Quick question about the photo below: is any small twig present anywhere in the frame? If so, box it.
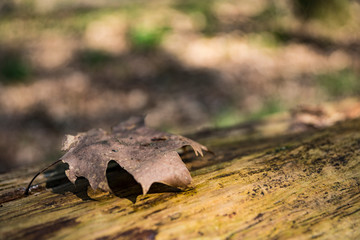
[24,159,62,196]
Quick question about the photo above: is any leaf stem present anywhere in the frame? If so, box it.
[24,159,62,196]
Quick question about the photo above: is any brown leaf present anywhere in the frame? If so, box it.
[60,117,207,194]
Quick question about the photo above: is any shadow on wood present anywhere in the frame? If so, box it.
[44,160,183,204]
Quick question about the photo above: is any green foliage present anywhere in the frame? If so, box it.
[174,0,213,12]
[213,99,284,127]
[272,30,292,44]
[253,2,286,23]
[248,32,284,48]
[0,54,31,84]
[317,69,360,98]
[249,99,284,121]
[213,107,243,128]
[292,0,350,26]
[79,49,112,66]
[174,0,217,35]
[129,26,170,51]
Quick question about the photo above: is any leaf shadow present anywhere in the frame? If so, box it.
[106,160,142,203]
[44,160,182,203]
[45,163,93,201]
[106,161,182,204]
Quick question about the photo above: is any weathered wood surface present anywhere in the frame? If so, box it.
[1,117,360,240]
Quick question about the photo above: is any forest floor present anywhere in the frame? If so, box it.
[0,0,360,173]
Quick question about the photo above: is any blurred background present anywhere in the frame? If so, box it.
[0,0,359,173]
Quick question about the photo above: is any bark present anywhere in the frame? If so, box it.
[1,117,360,240]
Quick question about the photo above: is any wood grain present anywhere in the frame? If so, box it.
[1,117,360,240]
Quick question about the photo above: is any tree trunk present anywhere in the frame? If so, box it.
[1,117,360,240]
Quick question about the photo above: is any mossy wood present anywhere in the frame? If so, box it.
[1,117,360,240]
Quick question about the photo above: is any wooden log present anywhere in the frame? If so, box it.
[1,117,360,239]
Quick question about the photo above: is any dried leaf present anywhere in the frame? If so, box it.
[60,117,207,194]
